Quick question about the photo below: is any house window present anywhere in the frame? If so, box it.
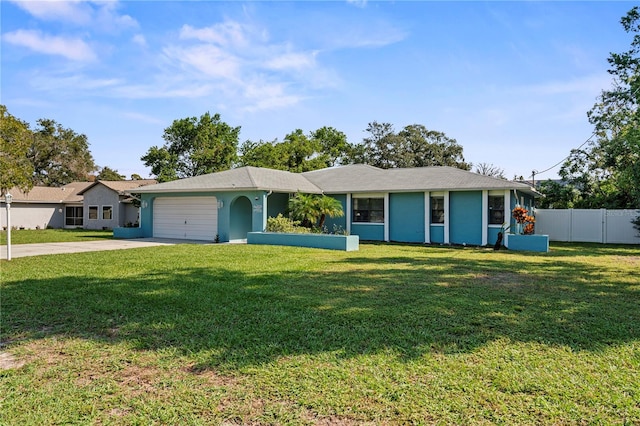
[488,196,504,225]
[102,206,113,220]
[65,206,83,226]
[352,198,384,223]
[431,197,445,224]
[89,206,98,220]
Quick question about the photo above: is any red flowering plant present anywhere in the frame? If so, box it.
[512,206,535,235]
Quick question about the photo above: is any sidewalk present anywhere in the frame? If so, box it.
[0,238,212,259]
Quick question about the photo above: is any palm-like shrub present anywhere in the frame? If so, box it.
[288,193,344,230]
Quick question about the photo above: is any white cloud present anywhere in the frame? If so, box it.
[132,34,147,47]
[346,0,368,8]
[265,51,317,71]
[4,29,96,62]
[162,44,241,80]
[121,111,163,125]
[243,80,302,111]
[9,0,138,31]
[179,21,251,48]
[9,0,93,25]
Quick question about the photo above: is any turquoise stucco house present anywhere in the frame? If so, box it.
[131,164,539,246]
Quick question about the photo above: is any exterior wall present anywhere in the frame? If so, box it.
[323,194,347,233]
[0,202,64,229]
[351,223,384,241]
[139,187,538,246]
[140,190,272,242]
[83,185,120,230]
[449,191,483,245]
[122,203,140,226]
[389,192,424,243]
[267,192,289,218]
[430,225,445,244]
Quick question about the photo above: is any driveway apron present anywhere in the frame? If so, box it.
[0,238,212,259]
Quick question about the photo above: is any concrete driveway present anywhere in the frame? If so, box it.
[0,238,213,259]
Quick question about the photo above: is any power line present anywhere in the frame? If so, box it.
[530,81,640,179]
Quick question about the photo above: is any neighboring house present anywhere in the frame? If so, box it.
[77,180,157,230]
[132,165,540,245]
[0,182,91,230]
[1,180,156,230]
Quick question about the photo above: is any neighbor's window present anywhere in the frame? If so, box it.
[352,198,384,223]
[488,196,504,225]
[102,206,113,220]
[88,206,98,220]
[431,197,445,224]
[65,206,83,226]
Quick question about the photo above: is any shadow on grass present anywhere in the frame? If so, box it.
[2,245,639,371]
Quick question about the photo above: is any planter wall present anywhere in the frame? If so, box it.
[505,234,549,252]
[113,227,144,239]
[247,232,359,251]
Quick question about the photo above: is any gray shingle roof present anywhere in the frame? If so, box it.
[134,167,323,194]
[303,165,539,195]
[132,165,539,196]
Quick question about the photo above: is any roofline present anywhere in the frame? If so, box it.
[322,186,541,196]
[129,187,324,194]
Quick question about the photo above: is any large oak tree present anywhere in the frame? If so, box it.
[142,112,240,182]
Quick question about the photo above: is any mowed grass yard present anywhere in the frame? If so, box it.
[1,239,639,424]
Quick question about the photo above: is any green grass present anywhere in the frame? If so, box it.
[0,228,113,245]
[1,242,639,424]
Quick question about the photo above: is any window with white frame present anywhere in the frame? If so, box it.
[430,196,445,224]
[102,206,113,220]
[488,196,504,225]
[65,206,83,226]
[352,197,384,223]
[88,206,98,220]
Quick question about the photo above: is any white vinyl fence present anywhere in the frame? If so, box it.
[535,209,640,244]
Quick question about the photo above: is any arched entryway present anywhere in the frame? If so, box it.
[229,196,253,240]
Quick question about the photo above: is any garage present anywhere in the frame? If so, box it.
[153,196,218,241]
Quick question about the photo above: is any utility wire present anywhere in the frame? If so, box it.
[530,81,640,179]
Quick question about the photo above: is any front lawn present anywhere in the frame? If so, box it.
[1,243,639,424]
[0,228,113,245]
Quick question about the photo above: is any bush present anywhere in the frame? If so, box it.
[266,214,310,234]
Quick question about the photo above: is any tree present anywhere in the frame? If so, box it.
[310,126,352,167]
[0,105,34,195]
[287,193,344,229]
[28,118,96,186]
[554,7,640,208]
[142,112,240,182]
[96,166,125,181]
[536,179,581,209]
[130,173,142,180]
[315,195,344,229]
[360,122,470,170]
[475,162,506,179]
[238,127,354,172]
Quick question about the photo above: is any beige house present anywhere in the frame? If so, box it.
[1,180,156,230]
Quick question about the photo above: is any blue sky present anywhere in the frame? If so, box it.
[1,1,635,181]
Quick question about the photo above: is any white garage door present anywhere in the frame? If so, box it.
[153,196,218,241]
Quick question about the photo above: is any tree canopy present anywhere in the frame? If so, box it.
[544,7,640,209]
[238,127,352,172]
[1,106,97,191]
[96,166,125,181]
[0,105,33,195]
[360,122,471,170]
[142,112,240,182]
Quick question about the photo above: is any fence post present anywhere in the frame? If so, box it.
[569,209,573,242]
[602,208,607,244]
